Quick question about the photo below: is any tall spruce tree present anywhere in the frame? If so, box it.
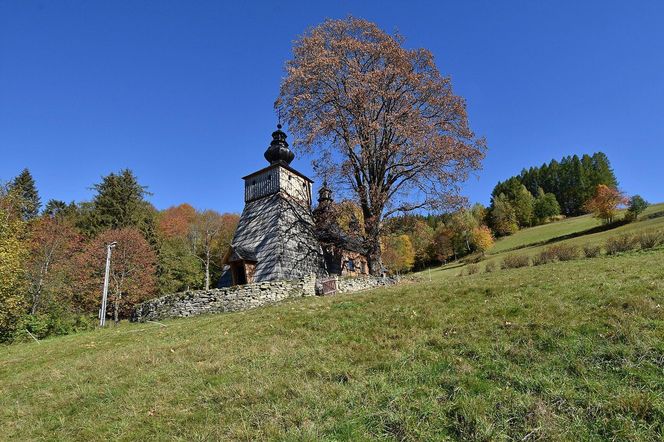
[82,169,155,238]
[10,168,41,221]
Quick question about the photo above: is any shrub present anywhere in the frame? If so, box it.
[605,235,638,255]
[583,244,602,258]
[553,244,579,261]
[462,253,484,264]
[532,244,579,265]
[17,310,96,341]
[501,254,530,269]
[637,230,664,249]
[485,261,496,273]
[533,248,557,266]
[466,264,480,275]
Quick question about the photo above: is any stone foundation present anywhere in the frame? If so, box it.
[131,274,397,323]
[337,275,397,293]
[315,275,397,295]
[131,274,315,322]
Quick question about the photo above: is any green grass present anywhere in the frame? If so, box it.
[490,203,664,255]
[2,245,664,440]
[489,214,601,254]
[429,203,664,278]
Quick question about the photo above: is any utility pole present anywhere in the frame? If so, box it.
[99,241,117,327]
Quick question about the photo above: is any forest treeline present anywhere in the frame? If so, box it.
[0,152,647,342]
[488,152,618,235]
[0,169,238,342]
[380,151,646,272]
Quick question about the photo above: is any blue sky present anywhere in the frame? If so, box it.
[1,0,663,213]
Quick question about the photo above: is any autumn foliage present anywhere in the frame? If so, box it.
[26,216,82,314]
[0,189,28,340]
[584,185,628,224]
[470,225,494,255]
[73,228,157,322]
[158,203,196,239]
[279,17,485,274]
[381,234,415,274]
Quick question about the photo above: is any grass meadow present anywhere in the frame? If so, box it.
[1,206,663,440]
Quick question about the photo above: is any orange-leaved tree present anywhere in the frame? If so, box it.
[73,228,157,322]
[26,215,83,314]
[278,17,486,275]
[158,203,196,239]
[584,185,627,224]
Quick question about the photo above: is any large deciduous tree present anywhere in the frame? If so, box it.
[26,216,82,314]
[490,194,518,236]
[470,225,494,255]
[626,195,648,221]
[278,17,486,274]
[73,228,157,323]
[533,188,561,224]
[156,204,203,294]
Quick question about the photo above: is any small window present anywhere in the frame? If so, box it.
[252,180,256,185]
[347,259,355,271]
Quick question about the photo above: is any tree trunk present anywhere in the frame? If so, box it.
[204,252,210,290]
[113,292,120,324]
[31,278,43,315]
[363,216,383,276]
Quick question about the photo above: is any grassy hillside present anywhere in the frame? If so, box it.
[430,203,664,278]
[488,213,601,254]
[2,240,664,439]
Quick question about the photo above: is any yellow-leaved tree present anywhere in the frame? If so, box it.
[0,188,28,342]
[382,234,415,275]
[470,225,494,255]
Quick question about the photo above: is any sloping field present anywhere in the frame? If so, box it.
[427,203,664,278]
[489,203,664,255]
[2,245,663,440]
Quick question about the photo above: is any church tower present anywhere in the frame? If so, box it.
[225,125,324,285]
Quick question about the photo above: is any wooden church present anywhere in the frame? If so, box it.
[224,125,370,286]
[224,125,324,285]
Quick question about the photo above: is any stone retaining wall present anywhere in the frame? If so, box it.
[336,275,397,293]
[131,274,316,322]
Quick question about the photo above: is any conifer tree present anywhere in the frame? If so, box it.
[82,169,155,238]
[493,152,617,218]
[10,168,41,221]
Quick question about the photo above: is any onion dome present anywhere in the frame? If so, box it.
[264,124,295,165]
[318,181,333,203]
